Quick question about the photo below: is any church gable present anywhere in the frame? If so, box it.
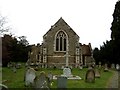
[43,17,79,40]
[42,17,80,55]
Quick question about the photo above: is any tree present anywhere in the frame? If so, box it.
[93,1,120,65]
[2,34,31,66]
[110,0,120,64]
[0,15,31,66]
[2,34,14,66]
[93,48,100,64]
[18,36,29,46]
[0,15,10,36]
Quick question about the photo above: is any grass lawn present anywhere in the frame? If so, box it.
[2,64,114,88]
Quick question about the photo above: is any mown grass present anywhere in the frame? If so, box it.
[50,68,114,88]
[2,65,114,88]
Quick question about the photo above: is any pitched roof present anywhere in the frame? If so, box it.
[81,44,92,56]
[43,17,79,38]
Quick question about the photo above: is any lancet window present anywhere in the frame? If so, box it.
[55,31,67,51]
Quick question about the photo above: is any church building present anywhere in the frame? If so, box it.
[27,17,94,68]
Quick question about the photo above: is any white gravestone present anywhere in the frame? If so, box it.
[63,67,72,77]
[116,64,120,70]
[61,66,64,69]
[79,65,83,70]
[25,68,36,86]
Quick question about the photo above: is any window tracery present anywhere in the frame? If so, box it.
[55,31,67,51]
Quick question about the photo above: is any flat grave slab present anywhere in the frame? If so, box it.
[53,75,82,80]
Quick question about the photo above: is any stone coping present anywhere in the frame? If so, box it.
[53,75,82,80]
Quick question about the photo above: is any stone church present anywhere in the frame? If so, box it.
[27,17,94,68]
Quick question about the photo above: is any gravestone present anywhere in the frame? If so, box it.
[7,62,13,68]
[63,67,72,77]
[34,71,49,89]
[57,76,67,88]
[104,64,108,72]
[85,69,95,83]
[92,62,95,68]
[7,63,10,68]
[116,64,120,71]
[111,64,115,69]
[88,64,92,70]
[25,67,36,86]
[61,66,64,69]
[79,64,83,70]
[79,66,83,70]
[16,63,21,69]
[95,69,100,78]
[98,62,102,68]
[13,66,16,73]
[47,72,53,83]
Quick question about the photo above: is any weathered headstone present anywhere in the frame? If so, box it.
[13,66,16,73]
[85,69,95,83]
[34,71,49,89]
[63,67,72,77]
[98,62,102,68]
[16,63,21,69]
[116,64,120,71]
[57,76,67,88]
[61,66,64,69]
[7,63,10,68]
[79,66,83,70]
[92,62,96,68]
[47,72,53,83]
[111,64,115,69]
[7,62,13,68]
[104,64,108,72]
[25,67,36,86]
[95,69,100,78]
[88,64,92,70]
[79,64,83,70]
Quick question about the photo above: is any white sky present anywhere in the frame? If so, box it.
[0,0,118,49]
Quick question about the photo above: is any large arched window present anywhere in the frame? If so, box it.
[55,31,67,51]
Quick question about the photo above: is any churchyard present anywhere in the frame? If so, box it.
[1,63,119,89]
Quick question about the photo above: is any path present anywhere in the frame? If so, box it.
[107,70,120,89]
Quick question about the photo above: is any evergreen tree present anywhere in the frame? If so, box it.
[111,0,120,64]
[93,1,120,64]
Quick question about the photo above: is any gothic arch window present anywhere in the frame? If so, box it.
[55,31,67,51]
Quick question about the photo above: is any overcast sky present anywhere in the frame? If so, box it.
[0,0,118,49]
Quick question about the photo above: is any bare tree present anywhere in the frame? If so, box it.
[0,15,10,36]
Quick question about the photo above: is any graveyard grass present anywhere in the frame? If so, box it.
[2,65,115,88]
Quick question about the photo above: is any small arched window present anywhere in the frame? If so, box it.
[55,31,67,51]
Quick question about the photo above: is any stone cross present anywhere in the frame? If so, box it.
[64,51,70,67]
